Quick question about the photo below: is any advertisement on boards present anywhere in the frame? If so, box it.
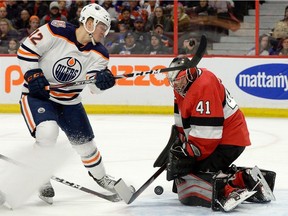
[0,56,287,108]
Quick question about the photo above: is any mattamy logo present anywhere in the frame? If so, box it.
[236,63,288,100]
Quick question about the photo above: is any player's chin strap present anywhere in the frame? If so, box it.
[83,23,96,45]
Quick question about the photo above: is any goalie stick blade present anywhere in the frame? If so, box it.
[114,164,166,204]
[250,166,276,201]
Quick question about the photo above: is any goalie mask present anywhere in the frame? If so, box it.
[167,57,198,97]
[79,3,111,44]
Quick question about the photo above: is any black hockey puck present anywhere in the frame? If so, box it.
[154,185,164,195]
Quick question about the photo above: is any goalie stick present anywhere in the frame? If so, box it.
[0,154,121,202]
[50,35,207,89]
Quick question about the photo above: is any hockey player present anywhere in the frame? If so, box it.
[155,56,275,211]
[17,3,121,204]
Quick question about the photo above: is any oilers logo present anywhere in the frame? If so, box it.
[53,57,82,83]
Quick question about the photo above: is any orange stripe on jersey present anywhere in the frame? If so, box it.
[50,90,77,98]
[82,151,101,164]
[18,47,39,57]
[21,95,36,132]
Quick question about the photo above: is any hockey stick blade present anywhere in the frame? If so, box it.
[114,163,166,204]
[50,35,207,89]
[0,154,121,202]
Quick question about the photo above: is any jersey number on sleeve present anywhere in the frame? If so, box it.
[29,29,43,45]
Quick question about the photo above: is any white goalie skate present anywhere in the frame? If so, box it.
[217,189,256,212]
[248,166,276,202]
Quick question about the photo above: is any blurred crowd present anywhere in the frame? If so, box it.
[2,0,284,56]
[247,5,288,56]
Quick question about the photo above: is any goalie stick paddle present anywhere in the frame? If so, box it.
[114,163,166,204]
[50,35,207,89]
[0,154,121,202]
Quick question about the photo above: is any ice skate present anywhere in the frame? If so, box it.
[218,188,256,212]
[244,166,276,203]
[88,172,117,194]
[39,181,55,205]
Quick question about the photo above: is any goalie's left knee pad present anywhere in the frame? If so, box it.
[175,172,215,208]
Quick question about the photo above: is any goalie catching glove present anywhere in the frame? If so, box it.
[24,68,50,100]
[167,140,198,181]
[95,68,115,90]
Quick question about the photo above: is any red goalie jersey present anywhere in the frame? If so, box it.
[173,67,251,161]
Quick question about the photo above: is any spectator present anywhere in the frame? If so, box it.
[0,6,7,19]
[25,0,49,20]
[58,0,68,18]
[0,18,20,49]
[153,23,173,47]
[247,34,270,56]
[271,6,288,40]
[208,0,238,34]
[142,0,160,16]
[278,37,288,56]
[68,5,82,28]
[170,3,191,32]
[133,16,150,46]
[147,6,173,32]
[40,1,67,26]
[101,0,119,31]
[126,0,149,22]
[111,31,144,54]
[144,33,170,54]
[115,7,135,32]
[13,9,31,30]
[5,0,22,24]
[178,37,208,55]
[19,15,40,42]
[105,23,128,53]
[193,0,213,16]
[0,38,20,54]
[67,0,85,23]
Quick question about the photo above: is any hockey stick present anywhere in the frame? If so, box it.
[114,163,166,204]
[50,35,207,89]
[0,154,121,202]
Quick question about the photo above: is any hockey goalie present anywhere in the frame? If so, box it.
[154,56,276,212]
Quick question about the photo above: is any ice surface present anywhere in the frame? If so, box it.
[0,114,287,215]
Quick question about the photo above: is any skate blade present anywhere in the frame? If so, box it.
[39,195,53,205]
[218,190,256,212]
[251,166,276,201]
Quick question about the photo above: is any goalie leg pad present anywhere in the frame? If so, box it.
[175,172,214,208]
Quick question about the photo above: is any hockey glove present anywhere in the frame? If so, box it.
[166,142,196,181]
[95,69,115,90]
[24,69,50,100]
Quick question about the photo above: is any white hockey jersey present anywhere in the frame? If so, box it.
[17,20,109,105]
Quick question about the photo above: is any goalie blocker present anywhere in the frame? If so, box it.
[153,125,276,211]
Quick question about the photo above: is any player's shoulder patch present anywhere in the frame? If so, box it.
[51,20,66,28]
